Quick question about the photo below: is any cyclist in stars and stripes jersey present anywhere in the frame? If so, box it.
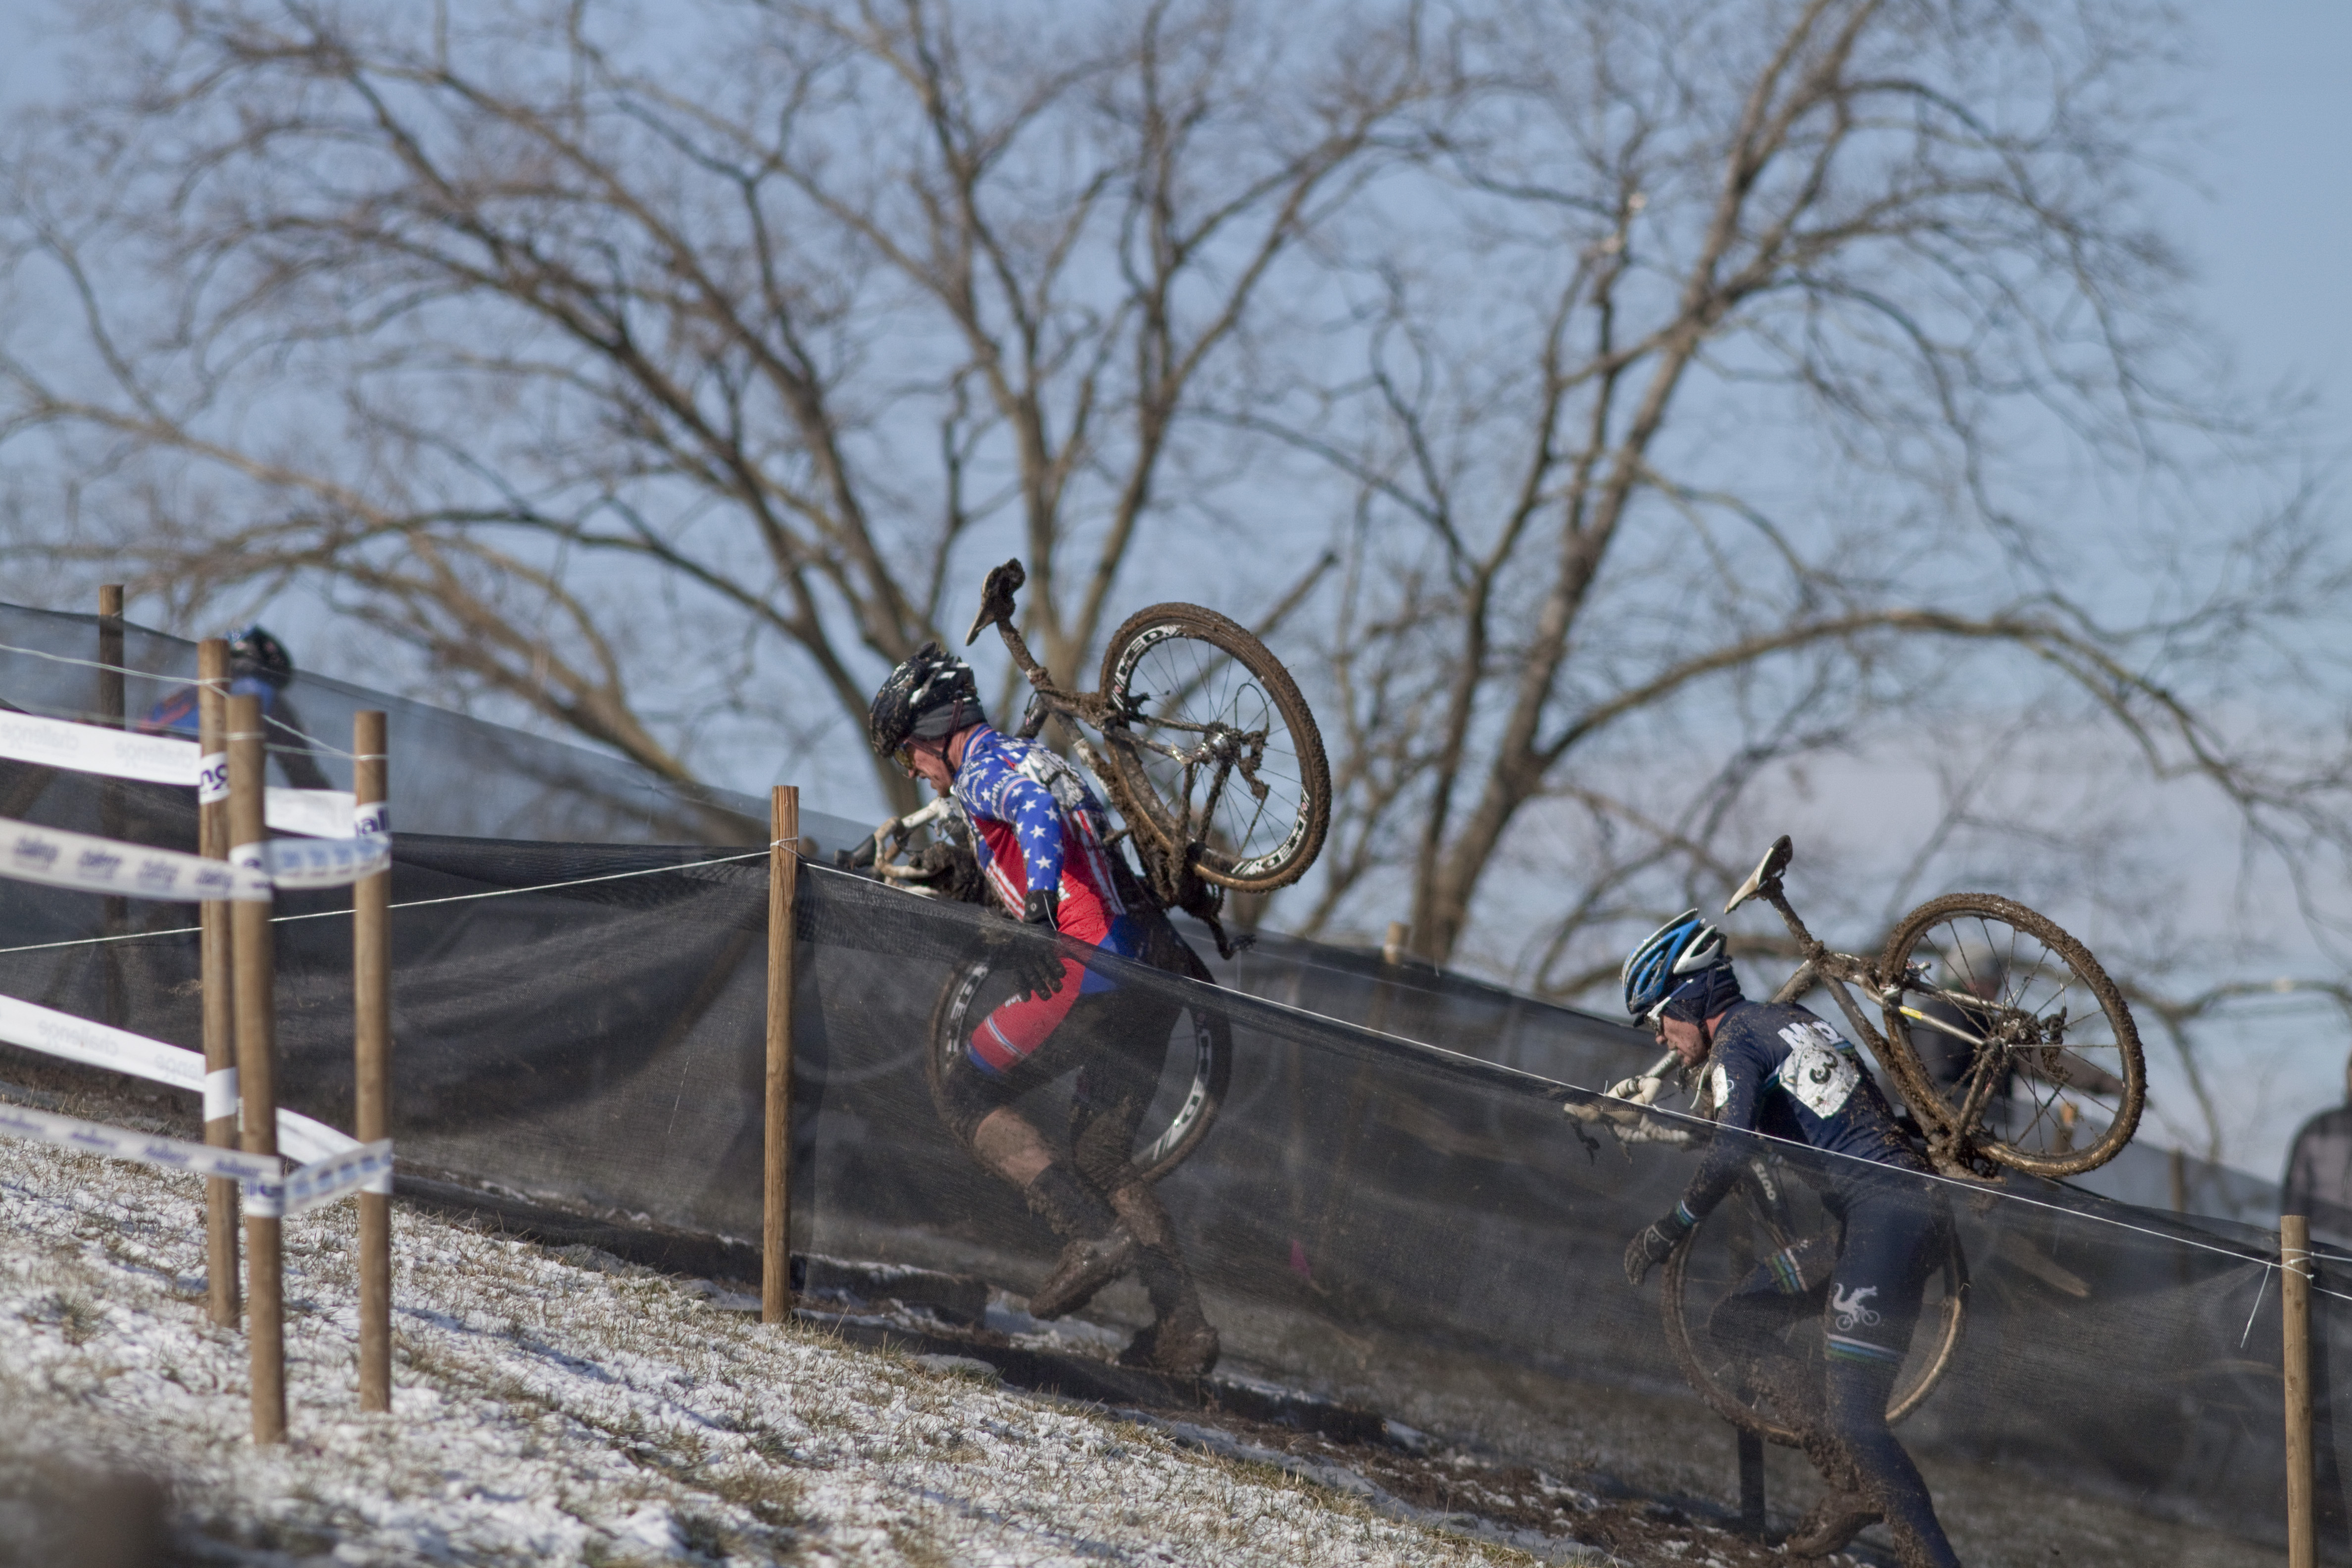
[868,642,1218,1377]
[1617,912,1961,1568]
[136,626,333,790]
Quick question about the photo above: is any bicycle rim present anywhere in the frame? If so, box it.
[924,947,1231,1185]
[1098,603,1329,894]
[1877,893,2146,1178]
[1661,1198,1966,1442]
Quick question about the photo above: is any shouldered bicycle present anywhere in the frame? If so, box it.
[1604,835,2145,1443]
[846,560,1333,1182]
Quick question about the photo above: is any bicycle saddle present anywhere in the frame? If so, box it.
[1724,834,1794,914]
[965,558,1027,646]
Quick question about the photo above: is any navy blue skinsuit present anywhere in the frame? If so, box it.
[1677,1000,1961,1568]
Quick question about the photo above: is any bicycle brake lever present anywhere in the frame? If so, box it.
[964,558,1027,647]
[1018,690,1050,741]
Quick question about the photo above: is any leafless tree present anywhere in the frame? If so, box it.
[0,0,1428,810]
[1227,0,2352,1005]
[7,0,2351,1141]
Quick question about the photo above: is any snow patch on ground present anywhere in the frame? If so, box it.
[0,1132,1537,1566]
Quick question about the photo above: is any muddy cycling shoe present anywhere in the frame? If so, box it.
[1026,1225,1139,1321]
[1782,1489,1882,1558]
[1119,1310,1220,1377]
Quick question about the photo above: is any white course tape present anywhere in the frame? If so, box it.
[0,994,204,1093]
[283,1139,393,1216]
[0,994,359,1164]
[0,710,366,843]
[276,1109,360,1165]
[203,1066,238,1123]
[1,816,269,902]
[245,1176,284,1219]
[264,787,357,840]
[0,710,199,786]
[0,1100,281,1186]
[256,831,391,890]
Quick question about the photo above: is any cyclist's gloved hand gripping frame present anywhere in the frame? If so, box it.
[1623,1210,1692,1286]
[1005,887,1066,1001]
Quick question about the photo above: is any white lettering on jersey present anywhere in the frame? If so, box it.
[1709,1062,1732,1113]
[1775,1020,1859,1119]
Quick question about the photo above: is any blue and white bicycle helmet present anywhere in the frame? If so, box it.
[1621,910,1730,1020]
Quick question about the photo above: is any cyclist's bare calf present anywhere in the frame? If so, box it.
[972,1107,1055,1187]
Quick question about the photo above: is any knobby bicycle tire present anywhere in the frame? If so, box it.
[1876,893,2146,1178]
[1096,602,1331,894]
[924,930,1233,1185]
[1660,1180,1968,1445]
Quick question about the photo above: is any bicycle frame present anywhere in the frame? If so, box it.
[957,562,1265,950]
[1722,836,1986,1178]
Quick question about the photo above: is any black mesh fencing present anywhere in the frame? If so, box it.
[0,604,2336,1563]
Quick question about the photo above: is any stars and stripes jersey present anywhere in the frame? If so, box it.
[136,674,284,736]
[950,726,1143,959]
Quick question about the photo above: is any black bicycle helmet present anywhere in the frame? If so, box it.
[228,625,295,687]
[867,641,987,757]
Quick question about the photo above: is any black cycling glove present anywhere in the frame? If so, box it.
[1003,887,1065,1002]
[1622,1206,1694,1287]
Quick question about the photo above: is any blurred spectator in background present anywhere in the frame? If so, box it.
[138,625,333,789]
[2285,1052,2352,1252]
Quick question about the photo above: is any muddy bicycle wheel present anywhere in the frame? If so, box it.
[925,930,1232,1184]
[1877,894,2146,1178]
[1096,603,1329,894]
[1660,1164,1967,1445]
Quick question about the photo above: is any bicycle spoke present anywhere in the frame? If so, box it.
[1898,906,2132,1164]
[1123,631,1308,871]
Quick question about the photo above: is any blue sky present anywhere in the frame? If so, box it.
[1,0,2343,407]
[1,0,2347,1172]
[2176,3,2352,428]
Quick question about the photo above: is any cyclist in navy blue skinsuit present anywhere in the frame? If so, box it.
[1619,912,1961,1568]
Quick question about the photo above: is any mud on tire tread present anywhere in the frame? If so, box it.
[1875,892,2146,1179]
[1096,602,1330,895]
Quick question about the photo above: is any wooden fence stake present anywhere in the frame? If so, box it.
[2286,1213,2316,1568]
[354,711,392,1412]
[95,585,125,718]
[197,639,240,1329]
[764,785,799,1324]
[228,694,285,1443]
